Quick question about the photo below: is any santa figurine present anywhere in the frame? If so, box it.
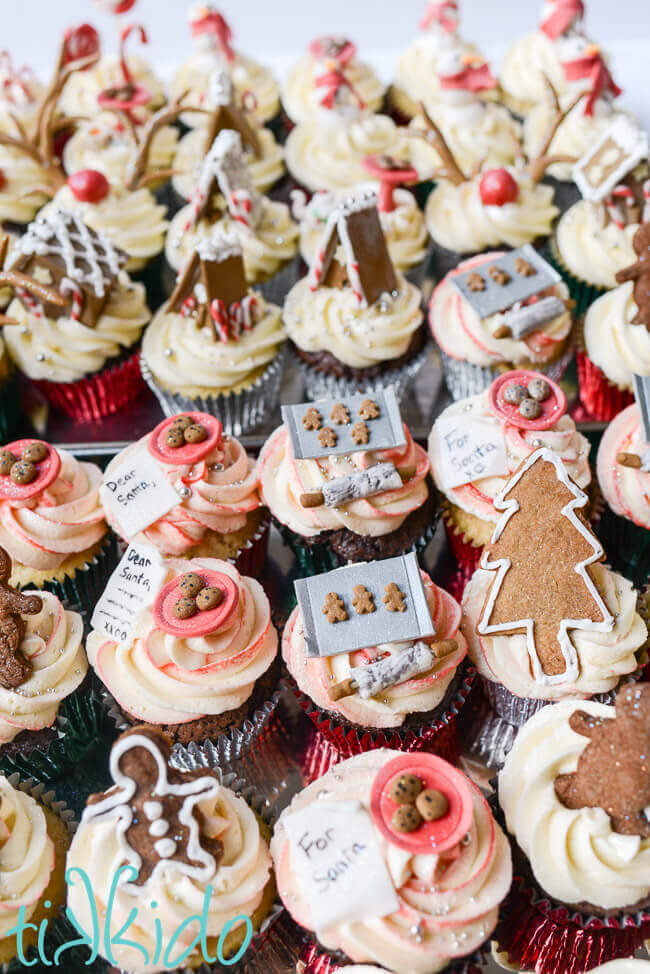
[187,3,234,63]
[539,0,584,41]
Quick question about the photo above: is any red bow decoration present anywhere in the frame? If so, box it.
[191,10,234,63]
[314,67,366,111]
[562,52,622,115]
[540,0,584,40]
[440,62,496,92]
[419,0,458,32]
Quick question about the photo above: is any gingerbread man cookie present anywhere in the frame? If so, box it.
[383,582,406,612]
[0,546,42,690]
[323,593,348,623]
[352,585,375,614]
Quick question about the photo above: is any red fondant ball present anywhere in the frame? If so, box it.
[67,170,110,204]
[479,168,519,207]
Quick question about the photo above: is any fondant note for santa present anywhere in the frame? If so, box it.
[100,445,180,539]
[434,415,508,489]
[282,800,399,928]
[91,542,167,645]
[478,448,614,685]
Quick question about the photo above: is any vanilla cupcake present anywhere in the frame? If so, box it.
[0,775,71,966]
[554,200,638,293]
[67,727,276,972]
[0,53,43,136]
[3,209,150,420]
[170,4,280,126]
[282,35,385,124]
[102,411,269,570]
[429,372,593,573]
[87,559,278,742]
[285,107,412,193]
[62,111,179,190]
[39,173,167,272]
[392,0,486,120]
[430,252,573,399]
[0,439,112,612]
[0,147,55,227]
[59,42,165,120]
[272,749,512,972]
[165,131,298,292]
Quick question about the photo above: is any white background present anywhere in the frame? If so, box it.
[5,0,649,125]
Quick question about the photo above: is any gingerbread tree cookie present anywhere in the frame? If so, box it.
[554,684,650,837]
[478,448,613,685]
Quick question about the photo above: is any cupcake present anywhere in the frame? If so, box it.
[0,29,102,228]
[172,69,284,202]
[284,554,469,758]
[392,0,487,121]
[101,409,269,570]
[0,546,86,754]
[285,193,427,400]
[87,557,278,743]
[407,50,521,178]
[429,371,593,582]
[429,249,573,399]
[0,773,72,967]
[522,36,629,182]
[271,749,512,972]
[0,334,19,442]
[258,388,436,567]
[284,77,412,194]
[2,209,151,421]
[573,219,650,413]
[282,35,385,125]
[0,438,112,611]
[40,170,168,273]
[58,22,166,120]
[499,0,586,116]
[67,726,276,971]
[496,686,650,972]
[592,965,650,972]
[165,130,298,295]
[142,234,285,434]
[460,447,647,763]
[293,157,428,278]
[170,3,280,126]
[62,110,179,190]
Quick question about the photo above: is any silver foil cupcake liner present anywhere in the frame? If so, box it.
[140,347,286,436]
[257,257,301,306]
[293,342,431,401]
[438,345,575,401]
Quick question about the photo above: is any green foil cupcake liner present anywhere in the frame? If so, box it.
[292,342,431,401]
[597,506,650,591]
[545,235,608,317]
[141,346,287,437]
[16,532,119,621]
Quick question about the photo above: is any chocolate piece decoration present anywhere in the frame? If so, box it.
[83,726,222,890]
[351,420,370,445]
[478,449,613,683]
[173,597,197,619]
[196,586,223,611]
[388,773,422,804]
[0,547,42,690]
[203,70,261,160]
[616,451,643,469]
[615,224,650,331]
[554,684,650,837]
[170,415,193,431]
[322,592,348,623]
[352,585,375,615]
[11,211,128,328]
[178,573,204,597]
[515,258,536,277]
[519,398,542,419]
[573,117,648,203]
[21,442,48,463]
[330,403,350,425]
[10,461,36,485]
[489,265,511,286]
[467,273,486,292]
[383,582,406,612]
[302,408,323,431]
[318,427,337,449]
[358,399,380,420]
[308,194,399,308]
[184,423,208,444]
[0,451,15,476]
[503,383,528,405]
[166,429,185,448]
[392,804,422,833]
[416,788,449,821]
[527,377,551,402]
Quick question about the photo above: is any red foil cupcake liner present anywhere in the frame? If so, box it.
[299,935,485,974]
[441,505,485,597]
[289,667,476,778]
[576,351,634,422]
[31,349,146,422]
[232,514,271,578]
[494,880,650,974]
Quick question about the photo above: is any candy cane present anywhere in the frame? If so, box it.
[241,294,257,331]
[209,298,230,342]
[60,277,83,321]
[16,287,42,319]
[119,24,147,86]
[180,295,197,317]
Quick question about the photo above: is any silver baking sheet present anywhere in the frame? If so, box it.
[449,244,561,319]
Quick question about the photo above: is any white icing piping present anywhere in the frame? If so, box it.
[307,191,378,307]
[477,447,615,686]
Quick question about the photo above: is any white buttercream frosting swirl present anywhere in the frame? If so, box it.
[499,699,650,909]
[409,104,521,178]
[596,403,650,530]
[282,48,385,124]
[500,31,568,113]
[172,125,284,200]
[556,201,637,289]
[171,50,280,126]
[58,55,166,119]
[584,282,650,390]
